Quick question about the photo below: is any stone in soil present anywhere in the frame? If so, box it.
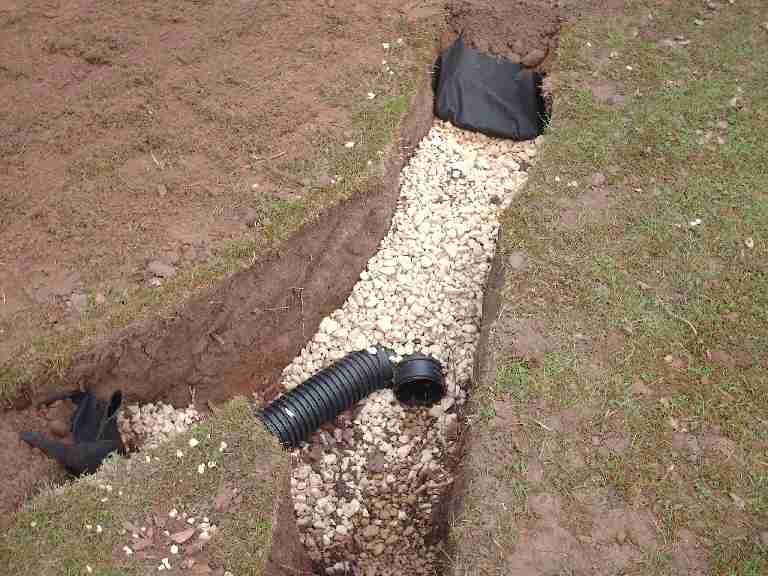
[147,260,176,279]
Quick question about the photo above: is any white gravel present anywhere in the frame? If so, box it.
[118,402,201,450]
[281,121,537,575]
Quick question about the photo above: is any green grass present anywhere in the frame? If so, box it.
[454,1,768,574]
[0,398,287,575]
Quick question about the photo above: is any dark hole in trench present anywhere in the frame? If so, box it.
[393,353,445,407]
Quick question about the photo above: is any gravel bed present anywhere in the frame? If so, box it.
[280,121,537,575]
[119,402,202,450]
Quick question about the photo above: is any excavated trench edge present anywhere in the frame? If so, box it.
[1,59,438,533]
[9,20,559,573]
[17,77,437,413]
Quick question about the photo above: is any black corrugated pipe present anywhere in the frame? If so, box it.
[259,348,446,448]
[392,353,445,407]
[259,346,395,448]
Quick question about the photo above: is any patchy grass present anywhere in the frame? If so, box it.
[0,398,290,575]
[0,15,440,406]
[454,1,768,574]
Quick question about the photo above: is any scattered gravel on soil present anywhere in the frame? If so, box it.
[119,403,201,450]
[281,122,537,575]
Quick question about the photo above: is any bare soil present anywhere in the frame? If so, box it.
[445,0,561,70]
[0,0,439,524]
[0,0,437,382]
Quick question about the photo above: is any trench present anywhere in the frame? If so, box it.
[279,122,537,576]
[2,2,563,572]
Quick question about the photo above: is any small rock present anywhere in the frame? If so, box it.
[319,317,340,335]
[631,380,651,396]
[591,172,606,187]
[428,404,444,419]
[362,525,379,539]
[507,251,527,271]
[521,48,547,68]
[148,260,176,279]
[396,445,411,458]
[70,293,88,313]
[730,492,746,510]
[444,413,459,440]
[49,419,70,438]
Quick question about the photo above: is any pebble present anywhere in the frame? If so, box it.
[70,292,89,313]
[522,48,547,68]
[118,403,200,449]
[285,122,534,574]
[147,260,176,279]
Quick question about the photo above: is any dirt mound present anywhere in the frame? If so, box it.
[445,0,561,70]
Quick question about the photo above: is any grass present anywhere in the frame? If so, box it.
[453,1,768,573]
[0,12,440,406]
[0,398,288,575]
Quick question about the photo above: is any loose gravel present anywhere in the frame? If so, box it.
[119,402,201,450]
[280,121,537,575]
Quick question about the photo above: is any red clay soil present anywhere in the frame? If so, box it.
[0,0,438,374]
[0,0,440,524]
[0,52,436,526]
[445,0,562,70]
[0,404,70,529]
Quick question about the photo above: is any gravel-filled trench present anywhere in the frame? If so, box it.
[113,120,537,574]
[279,121,538,575]
[110,120,537,575]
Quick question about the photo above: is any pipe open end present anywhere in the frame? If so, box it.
[393,354,444,407]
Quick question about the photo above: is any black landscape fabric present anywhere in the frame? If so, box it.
[19,389,125,476]
[435,37,547,140]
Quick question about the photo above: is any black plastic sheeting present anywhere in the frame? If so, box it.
[19,390,125,476]
[435,37,547,140]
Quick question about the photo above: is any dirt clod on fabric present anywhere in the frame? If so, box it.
[446,0,561,70]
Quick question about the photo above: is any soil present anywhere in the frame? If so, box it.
[0,58,436,526]
[0,405,70,528]
[0,0,439,522]
[0,0,435,377]
[445,0,562,70]
[0,0,435,517]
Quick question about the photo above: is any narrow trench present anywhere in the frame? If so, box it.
[116,116,540,576]
[3,4,562,570]
[279,123,538,575]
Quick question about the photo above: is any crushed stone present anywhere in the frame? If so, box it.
[282,121,537,574]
